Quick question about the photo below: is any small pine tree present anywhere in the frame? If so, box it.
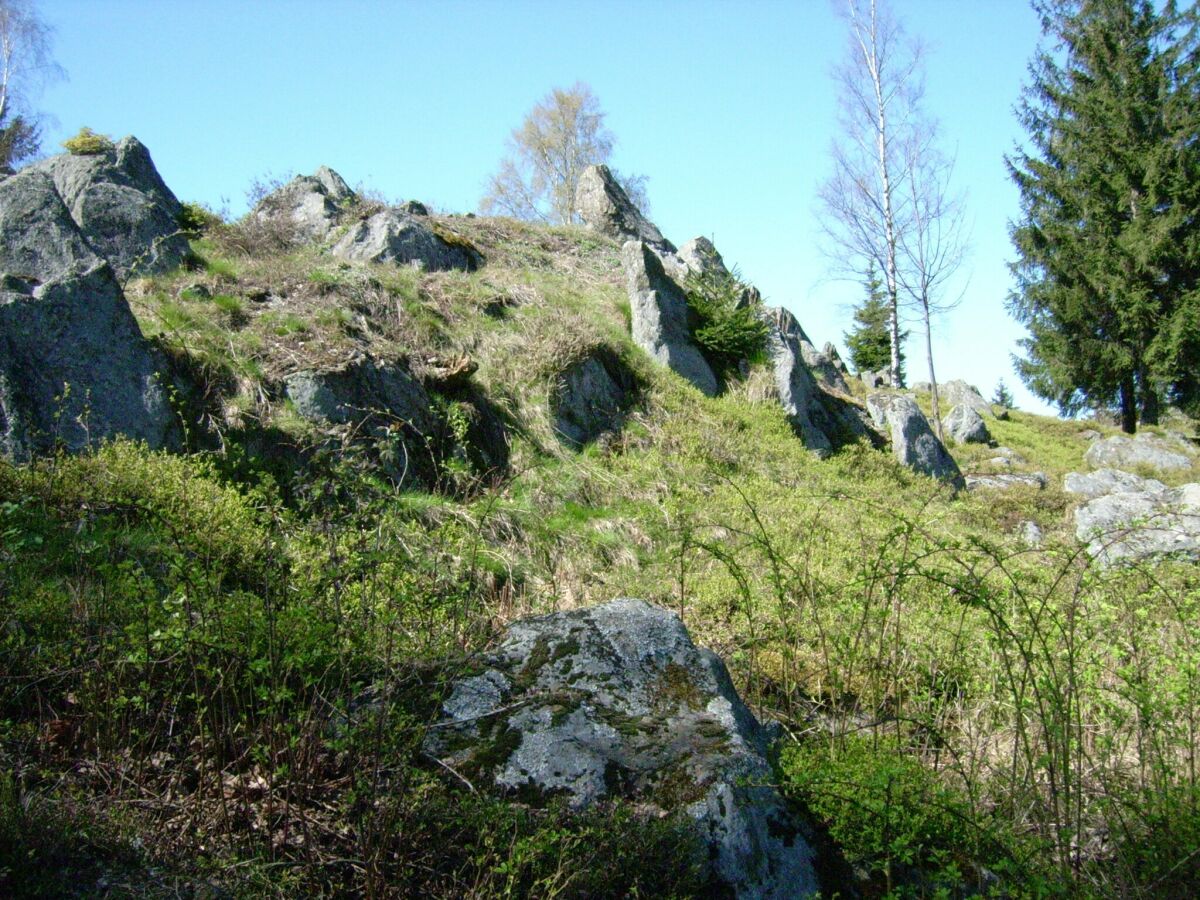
[993,379,1015,409]
[845,264,906,381]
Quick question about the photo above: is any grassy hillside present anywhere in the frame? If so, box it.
[2,212,1198,897]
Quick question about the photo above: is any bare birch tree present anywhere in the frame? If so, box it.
[896,127,969,438]
[480,82,646,225]
[819,0,925,388]
[0,0,61,166]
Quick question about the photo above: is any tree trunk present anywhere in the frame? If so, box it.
[1137,363,1159,427]
[923,302,942,440]
[1120,377,1137,434]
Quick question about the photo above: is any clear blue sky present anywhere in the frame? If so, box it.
[36,0,1052,413]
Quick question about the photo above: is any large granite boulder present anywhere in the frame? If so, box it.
[966,472,1048,491]
[424,598,820,898]
[550,347,638,449]
[676,236,729,278]
[1084,432,1193,473]
[866,392,964,487]
[940,380,991,418]
[331,209,474,272]
[577,165,674,254]
[622,240,718,396]
[942,403,991,445]
[32,136,189,278]
[254,166,355,241]
[1065,468,1200,565]
[0,168,176,459]
[764,307,870,456]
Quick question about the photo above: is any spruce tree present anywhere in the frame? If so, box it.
[845,264,906,382]
[1007,0,1200,432]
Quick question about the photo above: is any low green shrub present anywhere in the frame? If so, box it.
[61,126,114,155]
[683,266,768,378]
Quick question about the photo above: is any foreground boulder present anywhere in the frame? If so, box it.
[549,347,639,449]
[577,165,674,254]
[1084,432,1193,473]
[0,168,176,459]
[622,240,718,396]
[942,403,991,445]
[32,135,190,279]
[867,392,964,487]
[424,598,820,898]
[1065,467,1200,564]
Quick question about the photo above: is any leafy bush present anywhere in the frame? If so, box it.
[175,201,222,237]
[61,126,114,155]
[683,266,768,378]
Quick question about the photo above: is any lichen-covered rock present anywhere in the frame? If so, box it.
[0,168,176,459]
[32,136,189,278]
[550,348,638,449]
[942,403,991,445]
[622,240,718,396]
[940,380,992,418]
[966,472,1047,491]
[1084,432,1193,473]
[764,307,870,456]
[1064,467,1200,564]
[866,392,964,487]
[676,236,729,278]
[424,599,820,898]
[255,166,356,241]
[577,165,674,253]
[331,209,474,272]
[1064,468,1165,500]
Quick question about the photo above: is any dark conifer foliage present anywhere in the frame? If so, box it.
[1007,0,1200,432]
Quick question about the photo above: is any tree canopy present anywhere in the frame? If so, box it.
[1007,0,1200,431]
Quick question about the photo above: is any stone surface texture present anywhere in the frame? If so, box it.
[576,165,674,253]
[942,403,991,445]
[1065,467,1200,564]
[0,167,175,459]
[1084,432,1194,473]
[622,240,718,396]
[549,348,638,449]
[866,392,964,487]
[331,209,474,271]
[32,136,189,278]
[424,598,820,899]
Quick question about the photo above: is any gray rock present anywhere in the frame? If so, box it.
[1084,433,1194,473]
[256,166,355,241]
[577,165,674,253]
[942,403,991,445]
[940,380,991,418]
[0,168,176,459]
[622,240,718,396]
[331,209,473,272]
[866,392,965,487]
[676,236,729,278]
[31,136,189,279]
[821,342,850,376]
[424,598,820,899]
[911,381,932,393]
[1079,429,1102,441]
[1074,481,1200,565]
[550,348,638,449]
[1064,468,1167,500]
[397,199,429,216]
[285,356,439,481]
[765,307,870,455]
[1019,520,1044,548]
[966,473,1048,491]
[861,368,890,389]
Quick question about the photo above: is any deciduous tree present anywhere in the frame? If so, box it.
[480,82,646,225]
[0,0,61,168]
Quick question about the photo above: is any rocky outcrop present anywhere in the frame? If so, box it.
[939,380,992,418]
[676,236,728,278]
[942,403,991,445]
[284,356,440,481]
[0,168,176,459]
[424,598,820,898]
[255,166,355,241]
[32,136,189,279]
[331,209,475,272]
[1065,468,1200,565]
[1084,432,1193,473]
[966,472,1047,491]
[577,165,674,254]
[622,240,718,396]
[766,307,869,456]
[866,392,964,487]
[550,348,638,449]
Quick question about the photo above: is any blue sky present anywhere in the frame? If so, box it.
[36,0,1051,413]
